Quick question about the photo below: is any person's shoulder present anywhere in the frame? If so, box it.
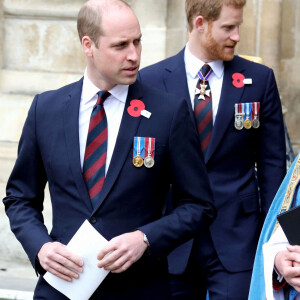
[136,79,187,109]
[38,78,83,99]
[140,48,184,74]
[229,55,273,73]
[137,79,178,98]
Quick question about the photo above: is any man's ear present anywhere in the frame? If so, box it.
[82,36,94,57]
[194,16,206,33]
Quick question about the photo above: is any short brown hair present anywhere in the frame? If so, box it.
[185,0,246,32]
[77,0,131,47]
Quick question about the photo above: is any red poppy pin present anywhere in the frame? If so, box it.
[232,73,253,88]
[127,99,146,117]
[232,73,245,88]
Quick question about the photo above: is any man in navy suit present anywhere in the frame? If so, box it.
[2,0,215,299]
[139,0,286,299]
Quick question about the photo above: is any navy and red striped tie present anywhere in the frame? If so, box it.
[194,64,213,157]
[83,90,110,207]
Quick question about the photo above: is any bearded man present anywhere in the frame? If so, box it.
[139,0,286,299]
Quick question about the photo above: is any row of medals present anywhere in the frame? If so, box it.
[235,114,260,130]
[133,154,155,168]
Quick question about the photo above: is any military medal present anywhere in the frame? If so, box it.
[234,103,244,130]
[243,103,252,129]
[195,86,211,100]
[252,102,260,129]
[144,137,155,168]
[195,66,213,100]
[133,137,144,167]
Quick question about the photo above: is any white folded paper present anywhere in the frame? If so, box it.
[44,220,110,300]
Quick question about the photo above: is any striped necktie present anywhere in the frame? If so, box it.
[194,64,213,157]
[83,90,110,207]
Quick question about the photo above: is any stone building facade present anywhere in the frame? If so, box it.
[0,0,299,261]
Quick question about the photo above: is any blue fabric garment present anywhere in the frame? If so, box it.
[248,153,300,299]
[289,287,298,300]
[284,119,295,171]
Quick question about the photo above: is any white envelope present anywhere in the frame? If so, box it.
[44,220,110,300]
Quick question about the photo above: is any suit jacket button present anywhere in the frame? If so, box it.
[90,217,97,224]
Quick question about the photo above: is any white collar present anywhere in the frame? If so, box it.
[81,68,128,104]
[184,43,224,79]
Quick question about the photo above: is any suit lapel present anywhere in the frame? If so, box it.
[63,78,93,211]
[92,81,143,212]
[163,49,193,114]
[205,58,246,163]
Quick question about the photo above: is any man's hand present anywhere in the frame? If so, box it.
[38,242,84,282]
[97,230,148,273]
[275,246,300,292]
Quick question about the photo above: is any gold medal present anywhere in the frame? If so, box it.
[244,119,252,129]
[133,155,144,167]
[133,137,144,167]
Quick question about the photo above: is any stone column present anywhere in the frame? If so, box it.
[259,0,281,76]
[166,0,186,58]
[279,0,300,152]
[130,0,168,67]
[0,0,3,68]
[236,0,257,56]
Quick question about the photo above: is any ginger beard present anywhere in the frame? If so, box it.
[204,22,237,62]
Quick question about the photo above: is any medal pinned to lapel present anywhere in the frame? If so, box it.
[234,103,244,130]
[195,67,213,100]
[144,137,155,168]
[133,137,144,167]
[243,103,252,129]
[252,102,260,129]
[132,137,155,168]
[127,99,152,119]
[234,102,260,130]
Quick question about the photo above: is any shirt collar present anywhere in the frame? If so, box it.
[184,43,224,79]
[82,68,128,104]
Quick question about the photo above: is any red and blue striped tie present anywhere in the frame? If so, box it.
[194,64,213,157]
[83,90,110,207]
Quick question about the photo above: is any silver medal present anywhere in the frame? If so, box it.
[252,118,260,129]
[144,156,155,168]
[252,102,260,129]
[235,113,244,130]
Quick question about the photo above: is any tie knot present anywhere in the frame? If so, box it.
[97,90,111,106]
[200,64,211,77]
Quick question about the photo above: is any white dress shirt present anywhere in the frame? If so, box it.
[79,69,128,174]
[184,43,224,124]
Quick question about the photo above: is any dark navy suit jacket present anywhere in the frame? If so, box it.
[3,78,215,299]
[139,48,286,274]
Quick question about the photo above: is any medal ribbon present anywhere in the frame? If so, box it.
[133,137,145,158]
[235,103,239,115]
[251,102,260,120]
[245,102,252,120]
[197,67,213,82]
[241,103,245,120]
[145,137,155,158]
